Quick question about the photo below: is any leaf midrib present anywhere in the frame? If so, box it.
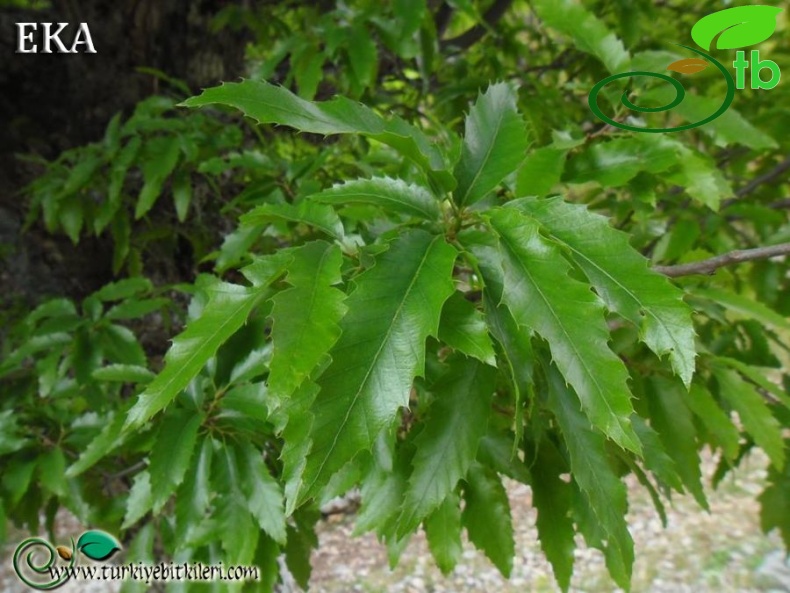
[304,236,442,496]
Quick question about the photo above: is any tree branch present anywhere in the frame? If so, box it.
[653,242,790,277]
[440,0,514,51]
[721,154,790,208]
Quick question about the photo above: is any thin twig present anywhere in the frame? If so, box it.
[654,242,790,277]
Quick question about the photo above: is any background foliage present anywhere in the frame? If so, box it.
[2,1,790,591]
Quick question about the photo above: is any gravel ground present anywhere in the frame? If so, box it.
[1,450,788,593]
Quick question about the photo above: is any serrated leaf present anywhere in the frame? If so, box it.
[684,382,741,461]
[96,137,141,233]
[461,463,514,577]
[665,146,733,210]
[691,6,783,51]
[646,376,708,509]
[105,298,169,321]
[176,436,213,541]
[715,357,790,410]
[296,230,457,504]
[181,80,453,190]
[124,282,265,430]
[438,292,496,365]
[311,176,440,221]
[464,232,534,450]
[59,195,83,244]
[532,0,630,74]
[531,440,575,592]
[713,366,785,469]
[630,415,684,492]
[215,445,259,567]
[268,241,346,400]
[66,411,127,478]
[513,196,696,387]
[544,363,633,587]
[236,441,287,544]
[122,470,153,529]
[454,82,529,206]
[486,208,640,453]
[424,492,463,575]
[564,136,678,187]
[397,358,495,535]
[693,287,790,332]
[149,410,203,512]
[240,201,344,239]
[135,136,180,219]
[77,530,121,561]
[640,87,776,149]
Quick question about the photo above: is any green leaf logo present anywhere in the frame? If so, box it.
[76,530,121,561]
[691,5,783,51]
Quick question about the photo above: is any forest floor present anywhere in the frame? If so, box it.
[1,450,788,593]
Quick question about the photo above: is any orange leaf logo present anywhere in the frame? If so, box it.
[666,58,709,74]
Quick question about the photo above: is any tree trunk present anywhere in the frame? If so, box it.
[0,0,249,304]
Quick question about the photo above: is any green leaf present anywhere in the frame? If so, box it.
[93,278,153,302]
[461,463,514,577]
[684,382,741,461]
[693,287,790,332]
[76,530,121,561]
[0,410,29,456]
[181,80,453,190]
[172,170,192,222]
[397,358,496,535]
[135,136,180,219]
[665,147,733,210]
[311,176,440,221]
[124,282,265,430]
[516,146,567,197]
[215,445,260,567]
[297,230,457,504]
[38,448,67,497]
[424,492,463,575]
[530,440,575,592]
[122,470,153,529]
[100,324,147,367]
[486,208,640,453]
[454,82,529,206]
[646,377,708,509]
[544,363,633,587]
[176,436,213,541]
[640,88,776,149]
[691,5,783,51]
[347,24,378,93]
[531,0,630,74]
[564,136,678,187]
[235,441,287,545]
[66,411,127,478]
[715,357,790,410]
[713,367,785,469]
[149,410,203,512]
[59,195,83,244]
[268,241,347,400]
[513,196,696,387]
[437,292,496,365]
[759,448,790,549]
[97,136,140,233]
[630,415,684,492]
[240,201,344,239]
[92,364,155,384]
